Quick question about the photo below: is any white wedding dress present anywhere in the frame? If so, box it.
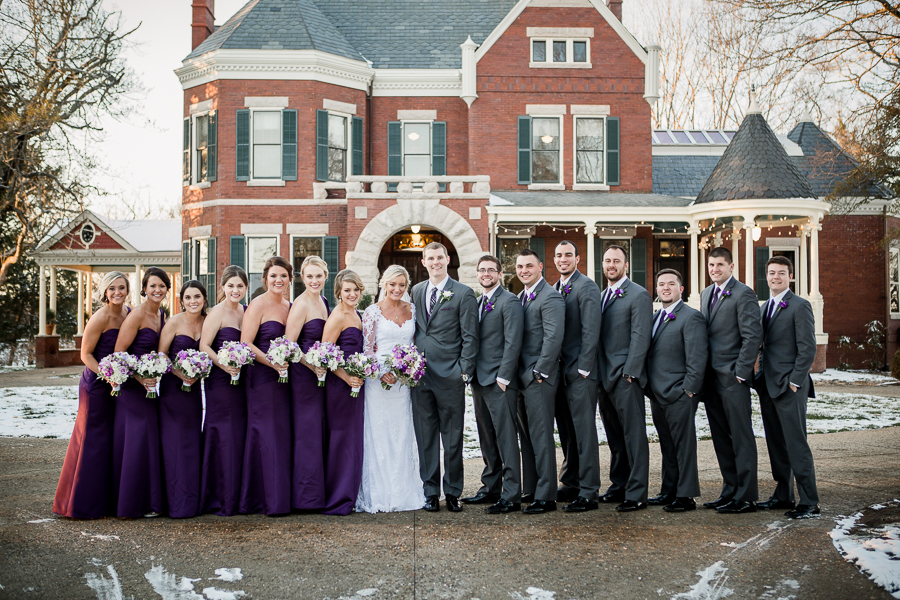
[355,304,426,513]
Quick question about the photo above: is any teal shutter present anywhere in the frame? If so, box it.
[352,116,364,176]
[518,116,532,185]
[756,247,769,300]
[432,121,447,192]
[387,121,401,192]
[282,109,297,181]
[230,235,245,271]
[236,110,250,181]
[316,109,328,182]
[208,112,217,181]
[182,241,190,282]
[529,237,545,276]
[594,241,604,283]
[183,118,191,185]
[607,117,620,186]
[631,238,647,289]
[323,236,339,307]
[206,237,217,306]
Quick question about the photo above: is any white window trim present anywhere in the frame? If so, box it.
[400,119,435,179]
[598,237,635,282]
[528,114,564,190]
[572,115,609,190]
[188,112,215,188]
[891,246,900,319]
[326,109,354,183]
[247,107,286,186]
[245,235,281,274]
[529,38,592,69]
[188,236,210,280]
[762,245,800,300]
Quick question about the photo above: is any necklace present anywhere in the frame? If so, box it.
[382,301,405,325]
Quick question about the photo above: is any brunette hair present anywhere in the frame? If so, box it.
[517,248,541,261]
[708,246,734,263]
[261,256,293,291]
[555,240,579,256]
[141,267,171,296]
[604,245,628,262]
[94,271,130,305]
[656,268,684,286]
[422,241,448,258]
[180,279,209,316]
[766,255,794,275]
[217,265,249,303]
[477,254,502,272]
[300,255,329,279]
[334,269,365,302]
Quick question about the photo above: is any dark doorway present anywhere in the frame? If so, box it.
[378,229,460,289]
[654,238,689,297]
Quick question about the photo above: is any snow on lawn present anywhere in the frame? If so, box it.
[831,501,900,599]
[0,386,78,439]
[813,369,897,385]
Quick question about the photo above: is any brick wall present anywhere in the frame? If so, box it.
[50,222,125,251]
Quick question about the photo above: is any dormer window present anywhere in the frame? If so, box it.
[528,28,592,68]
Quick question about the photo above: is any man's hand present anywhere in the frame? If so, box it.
[497,381,507,392]
[790,384,798,393]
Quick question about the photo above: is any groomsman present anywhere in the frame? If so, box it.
[463,255,525,514]
[755,256,820,519]
[700,247,762,514]
[515,249,565,514]
[411,242,479,512]
[551,241,603,511]
[597,245,652,512]
[645,269,707,512]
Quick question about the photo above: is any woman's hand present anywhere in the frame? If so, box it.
[270,362,288,378]
[348,376,364,388]
[176,371,198,386]
[308,364,326,377]
[221,365,241,377]
[381,372,397,385]
[136,376,157,391]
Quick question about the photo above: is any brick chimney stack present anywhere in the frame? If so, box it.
[608,0,622,21]
[192,0,215,50]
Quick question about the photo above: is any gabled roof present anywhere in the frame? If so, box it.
[35,210,181,255]
[695,111,816,204]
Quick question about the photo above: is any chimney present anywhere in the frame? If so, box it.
[192,0,215,50]
[608,0,622,21]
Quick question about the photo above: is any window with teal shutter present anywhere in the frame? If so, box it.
[630,238,647,289]
[432,121,446,191]
[230,236,245,271]
[315,109,328,182]
[205,237,217,306]
[208,112,217,181]
[323,236,339,307]
[236,110,250,181]
[183,118,191,185]
[282,109,297,181]
[594,241,604,283]
[756,247,769,301]
[606,117,620,186]
[387,121,401,192]
[518,116,532,184]
[182,241,190,283]
[352,116,364,175]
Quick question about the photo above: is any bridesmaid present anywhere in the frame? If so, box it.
[239,256,293,515]
[199,266,249,516]
[157,280,208,518]
[112,267,169,518]
[321,269,366,515]
[285,256,330,511]
[53,271,130,518]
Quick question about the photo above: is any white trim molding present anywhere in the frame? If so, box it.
[397,110,437,120]
[240,223,283,235]
[371,69,462,97]
[189,99,214,114]
[189,225,212,238]
[323,99,357,115]
[181,198,348,210]
[244,96,289,108]
[286,223,330,236]
[571,104,610,115]
[527,27,594,37]
[526,104,567,115]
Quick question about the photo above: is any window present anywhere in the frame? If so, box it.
[292,237,324,298]
[185,237,217,307]
[328,114,348,182]
[253,111,282,179]
[532,117,561,184]
[404,122,431,179]
[387,121,447,189]
[575,117,604,184]
[756,246,798,300]
[530,38,591,67]
[497,237,530,294]
[892,248,899,316]
[183,112,217,186]
[236,109,297,182]
[317,110,363,182]
[196,114,210,182]
[247,236,278,300]
[519,115,619,187]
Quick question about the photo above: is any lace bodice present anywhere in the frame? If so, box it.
[362,303,416,366]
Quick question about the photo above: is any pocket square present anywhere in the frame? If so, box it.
[440,306,456,311]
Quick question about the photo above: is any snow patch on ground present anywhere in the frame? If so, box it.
[27,518,54,524]
[0,385,77,438]
[671,561,733,599]
[758,578,800,600]
[812,369,896,385]
[830,503,900,599]
[336,590,379,600]
[200,589,245,600]
[82,532,120,542]
[85,565,126,600]
[510,587,557,600]
[212,569,242,583]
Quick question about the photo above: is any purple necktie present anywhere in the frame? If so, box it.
[602,288,612,311]
[710,287,721,311]
[767,299,775,321]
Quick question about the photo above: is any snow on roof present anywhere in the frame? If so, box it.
[102,218,181,252]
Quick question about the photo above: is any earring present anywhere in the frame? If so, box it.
[140,290,147,297]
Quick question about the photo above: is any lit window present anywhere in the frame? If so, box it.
[532,117,560,184]
[247,236,278,300]
[575,117,604,184]
[404,122,431,178]
[253,111,282,179]
[328,114,347,182]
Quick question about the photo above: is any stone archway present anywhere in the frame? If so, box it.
[346,199,485,292]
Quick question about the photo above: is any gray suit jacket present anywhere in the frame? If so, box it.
[598,278,652,392]
[474,286,524,389]
[646,301,708,404]
[517,278,565,388]
[700,277,762,388]
[555,269,602,383]
[756,290,817,399]
[412,277,479,388]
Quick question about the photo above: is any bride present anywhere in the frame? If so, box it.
[356,265,426,513]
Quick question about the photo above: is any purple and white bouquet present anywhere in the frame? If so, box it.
[135,351,172,398]
[383,344,427,390]
[266,336,303,383]
[305,341,344,387]
[216,341,255,385]
[342,353,380,397]
[97,352,137,396]
[174,348,213,392]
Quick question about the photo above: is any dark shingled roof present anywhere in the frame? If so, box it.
[652,155,721,197]
[186,0,521,68]
[493,192,693,208]
[695,112,816,203]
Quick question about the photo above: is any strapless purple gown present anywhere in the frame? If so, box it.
[322,324,365,515]
[239,320,292,515]
[159,335,203,518]
[112,313,165,518]
[53,328,120,518]
[200,326,248,516]
[291,296,330,510]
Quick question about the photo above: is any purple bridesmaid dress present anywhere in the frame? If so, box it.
[239,320,292,515]
[322,322,365,515]
[158,335,203,518]
[199,325,248,516]
[111,310,166,518]
[290,295,330,510]
[53,328,120,518]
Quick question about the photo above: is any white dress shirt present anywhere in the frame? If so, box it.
[523,277,550,380]
[653,299,681,337]
[765,288,799,388]
[481,285,510,387]
[426,275,450,317]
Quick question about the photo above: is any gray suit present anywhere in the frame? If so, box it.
[412,277,479,497]
[597,278,652,502]
[755,290,819,506]
[554,270,602,500]
[700,277,762,503]
[471,286,524,502]
[646,301,707,498]
[516,278,565,501]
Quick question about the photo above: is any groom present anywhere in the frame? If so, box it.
[411,242,479,512]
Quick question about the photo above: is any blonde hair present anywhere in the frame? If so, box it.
[334,269,364,302]
[378,265,410,300]
[300,255,329,279]
[94,271,130,305]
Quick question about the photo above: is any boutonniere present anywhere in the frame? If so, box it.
[612,288,626,299]
[777,300,789,311]
[439,290,453,304]
[561,283,572,297]
[525,291,537,303]
[721,290,732,298]
[483,299,495,313]
[663,311,676,323]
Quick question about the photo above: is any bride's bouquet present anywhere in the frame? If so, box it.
[135,351,172,398]
[174,349,212,392]
[216,341,255,385]
[265,336,303,383]
[382,344,426,390]
[305,341,344,386]
[98,352,137,396]
[342,353,380,397]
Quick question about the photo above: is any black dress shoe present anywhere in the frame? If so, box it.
[557,486,580,503]
[446,495,462,512]
[615,500,648,512]
[461,492,500,505]
[716,500,757,514]
[599,491,626,504]
[521,493,535,504]
[785,504,820,519]
[424,495,439,512]
[522,500,557,514]
[663,497,697,513]
[647,493,675,506]
[485,499,521,514]
[757,497,795,510]
[703,496,732,509]
[563,497,599,512]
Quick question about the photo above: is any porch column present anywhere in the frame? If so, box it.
[687,224,701,307]
[49,267,57,314]
[38,265,47,336]
[85,272,94,318]
[169,273,178,314]
[585,225,597,281]
[77,272,85,335]
[699,241,707,290]
[133,264,142,305]
[744,222,755,290]
[799,227,809,298]
[731,225,741,281]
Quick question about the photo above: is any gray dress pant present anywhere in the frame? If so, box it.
[703,375,758,503]
[598,377,649,502]
[517,378,558,502]
[472,382,522,502]
[562,376,601,500]
[412,381,465,498]
[650,393,701,498]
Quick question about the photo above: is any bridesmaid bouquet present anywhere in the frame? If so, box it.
[135,351,172,398]
[266,336,303,383]
[174,349,213,392]
[342,353,380,397]
[97,352,137,397]
[217,341,255,385]
[383,344,427,390]
[305,341,344,387]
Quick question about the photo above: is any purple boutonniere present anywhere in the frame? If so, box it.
[722,290,732,298]
[777,300,789,311]
[484,299,495,313]
[613,288,626,299]
[663,311,676,323]
[526,291,537,303]
[562,283,572,297]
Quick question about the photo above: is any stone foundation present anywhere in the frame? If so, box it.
[35,335,84,369]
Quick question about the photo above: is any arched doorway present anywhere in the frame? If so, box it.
[378,228,460,286]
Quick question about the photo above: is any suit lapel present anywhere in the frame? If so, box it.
[709,277,736,324]
[603,278,628,313]
[701,286,710,320]
[766,289,793,331]
[654,300,684,340]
